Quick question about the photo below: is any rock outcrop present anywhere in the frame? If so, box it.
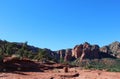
[72,44,83,58]
[100,46,109,53]
[64,49,72,61]
[57,49,66,60]
[100,41,120,58]
[46,41,120,62]
[72,42,100,61]
[56,49,72,61]
[1,56,40,71]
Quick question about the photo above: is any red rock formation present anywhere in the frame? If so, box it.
[72,42,100,61]
[100,46,109,53]
[58,49,66,59]
[72,44,83,58]
[2,56,39,71]
[64,49,72,61]
[57,42,101,61]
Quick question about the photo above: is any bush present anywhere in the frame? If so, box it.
[34,49,52,61]
[72,58,120,72]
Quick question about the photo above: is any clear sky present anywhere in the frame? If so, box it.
[0,0,120,50]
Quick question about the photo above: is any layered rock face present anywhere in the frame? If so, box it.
[100,41,120,58]
[100,46,109,53]
[57,49,66,59]
[72,44,83,58]
[109,41,120,58]
[57,49,72,61]
[72,42,100,60]
[52,41,120,62]
[64,49,72,61]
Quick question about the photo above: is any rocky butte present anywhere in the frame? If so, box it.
[55,41,120,61]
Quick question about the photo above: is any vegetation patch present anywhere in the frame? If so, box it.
[72,58,120,72]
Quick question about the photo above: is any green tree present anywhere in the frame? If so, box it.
[6,44,14,55]
[34,49,51,61]
[22,41,28,50]
[16,41,28,58]
[27,51,34,59]
[16,48,24,58]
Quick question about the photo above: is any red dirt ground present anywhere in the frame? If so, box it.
[0,67,120,79]
[1,57,120,79]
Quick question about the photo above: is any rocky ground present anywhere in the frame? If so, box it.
[0,56,120,79]
[0,67,120,79]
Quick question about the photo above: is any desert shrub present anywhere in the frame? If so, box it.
[59,58,64,63]
[72,58,120,72]
[34,49,53,61]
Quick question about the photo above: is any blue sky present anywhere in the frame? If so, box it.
[0,0,120,50]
